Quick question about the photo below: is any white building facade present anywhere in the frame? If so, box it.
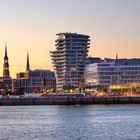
[84,59,140,90]
[50,33,90,92]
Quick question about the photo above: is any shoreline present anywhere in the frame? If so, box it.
[1,96,140,106]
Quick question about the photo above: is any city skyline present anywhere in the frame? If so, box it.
[0,0,140,77]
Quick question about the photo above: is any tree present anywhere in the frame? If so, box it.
[63,84,75,92]
[79,75,85,92]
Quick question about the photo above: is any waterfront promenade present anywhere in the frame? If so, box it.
[1,96,140,105]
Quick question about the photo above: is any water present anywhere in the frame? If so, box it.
[0,105,140,140]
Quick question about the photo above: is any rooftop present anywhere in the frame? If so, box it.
[114,59,140,66]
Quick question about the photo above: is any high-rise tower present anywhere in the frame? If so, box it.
[26,52,30,71]
[50,33,90,92]
[3,43,10,77]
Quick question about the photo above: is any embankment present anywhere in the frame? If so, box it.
[0,96,140,105]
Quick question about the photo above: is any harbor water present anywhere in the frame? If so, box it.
[0,105,140,140]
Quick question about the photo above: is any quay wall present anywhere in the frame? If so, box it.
[1,97,140,105]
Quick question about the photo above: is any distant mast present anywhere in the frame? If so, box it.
[3,42,10,77]
[26,52,30,71]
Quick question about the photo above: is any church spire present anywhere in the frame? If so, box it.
[3,43,10,77]
[5,42,8,58]
[26,52,30,71]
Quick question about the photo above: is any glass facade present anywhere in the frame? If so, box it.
[84,59,140,88]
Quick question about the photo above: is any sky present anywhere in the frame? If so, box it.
[0,0,140,77]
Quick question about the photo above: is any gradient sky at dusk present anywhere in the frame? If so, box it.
[0,0,140,77]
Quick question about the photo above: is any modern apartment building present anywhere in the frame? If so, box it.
[50,33,90,92]
[84,59,140,90]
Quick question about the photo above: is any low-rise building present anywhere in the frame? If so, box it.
[14,53,56,94]
[16,70,56,94]
[87,57,103,64]
[0,77,12,95]
[84,59,140,90]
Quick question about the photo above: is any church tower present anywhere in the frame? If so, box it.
[26,52,30,71]
[3,43,10,77]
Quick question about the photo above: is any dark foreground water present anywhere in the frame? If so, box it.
[0,105,140,140]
